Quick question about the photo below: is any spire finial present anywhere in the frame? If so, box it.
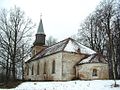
[36,13,45,35]
[40,13,42,19]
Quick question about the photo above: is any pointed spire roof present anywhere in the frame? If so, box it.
[37,18,45,35]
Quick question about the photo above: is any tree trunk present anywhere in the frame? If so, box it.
[6,58,9,82]
[12,60,16,81]
[107,15,114,79]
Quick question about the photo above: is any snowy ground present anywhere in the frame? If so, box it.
[1,80,120,90]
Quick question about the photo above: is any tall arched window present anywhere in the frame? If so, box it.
[32,64,34,75]
[44,62,46,74]
[92,69,97,76]
[52,61,55,74]
[37,63,39,75]
[27,66,29,75]
[25,67,27,75]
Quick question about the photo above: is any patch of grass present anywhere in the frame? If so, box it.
[0,80,23,89]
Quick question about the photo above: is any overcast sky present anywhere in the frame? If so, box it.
[0,0,101,41]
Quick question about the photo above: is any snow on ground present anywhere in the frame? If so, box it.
[0,88,15,90]
[1,80,120,90]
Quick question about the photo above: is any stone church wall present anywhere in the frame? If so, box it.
[24,51,109,81]
[62,52,85,80]
[75,63,109,80]
[24,52,63,81]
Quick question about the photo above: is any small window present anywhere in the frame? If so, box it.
[32,50,35,56]
[77,48,80,53]
[52,61,55,74]
[32,65,34,75]
[37,63,39,75]
[92,69,97,76]
[44,62,46,74]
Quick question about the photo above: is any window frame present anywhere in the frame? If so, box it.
[37,63,39,75]
[52,60,55,74]
[92,69,97,76]
[31,64,34,75]
[32,50,36,56]
[44,62,46,74]
[27,66,29,75]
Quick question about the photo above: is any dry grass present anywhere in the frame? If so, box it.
[0,80,23,89]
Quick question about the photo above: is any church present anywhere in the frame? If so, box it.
[24,18,109,81]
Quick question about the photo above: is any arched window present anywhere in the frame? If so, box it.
[37,63,39,75]
[27,66,29,75]
[32,64,34,75]
[77,48,80,53]
[25,67,27,75]
[52,61,55,74]
[44,62,46,74]
[32,50,35,56]
[92,69,97,76]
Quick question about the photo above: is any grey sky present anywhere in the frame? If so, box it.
[0,0,101,41]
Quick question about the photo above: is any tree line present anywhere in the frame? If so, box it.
[75,0,120,79]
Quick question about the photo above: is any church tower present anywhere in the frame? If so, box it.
[32,17,47,56]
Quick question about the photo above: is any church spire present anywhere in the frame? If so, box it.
[37,15,45,34]
[33,15,46,46]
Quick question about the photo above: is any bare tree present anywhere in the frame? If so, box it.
[76,0,120,81]
[0,6,35,81]
[77,13,106,55]
[46,36,57,46]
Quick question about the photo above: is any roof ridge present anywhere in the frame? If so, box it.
[78,53,107,64]
[62,38,70,51]
[46,37,71,48]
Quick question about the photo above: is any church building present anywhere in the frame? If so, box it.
[24,18,109,81]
